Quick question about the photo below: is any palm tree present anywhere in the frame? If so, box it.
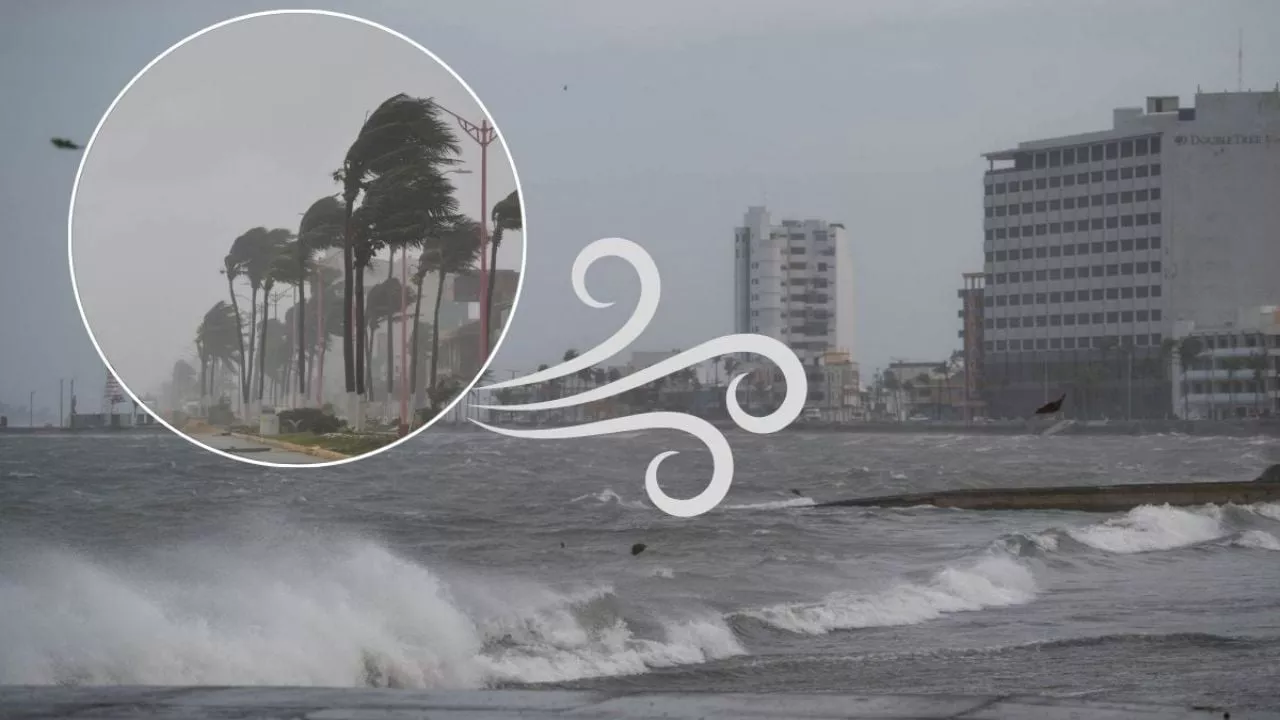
[296,196,345,400]
[255,236,301,408]
[195,301,241,414]
[883,371,901,420]
[220,253,251,410]
[422,217,481,406]
[336,93,462,418]
[486,190,522,343]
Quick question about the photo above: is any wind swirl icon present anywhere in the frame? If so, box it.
[471,237,807,518]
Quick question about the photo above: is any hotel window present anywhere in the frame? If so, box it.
[1022,202,1033,213]
[1063,220,1076,232]
[1022,180,1033,191]
[1036,292,1047,303]
[1022,293,1033,303]
[1092,241,1104,253]
[1049,268,1062,280]
[1120,191,1133,203]
[1150,236,1162,249]
[1091,145,1104,161]
[995,341,1006,351]
[1049,149,1061,167]
[1151,188,1161,200]
[995,182,1007,193]
[1151,260,1162,273]
[1009,226,1020,238]
[1106,142,1118,159]
[1135,189,1149,202]
[1064,337,1077,348]
[1136,335,1150,346]
[1022,271,1033,282]
[1049,199,1061,210]
[1035,153,1047,169]
[1135,237,1149,250]
[1091,218,1104,230]
[1036,178,1047,190]
[1092,194,1104,206]
[1151,136,1162,153]
[995,250,1008,261]
[1079,313,1091,324]
[1135,213,1149,226]
[1077,243,1089,254]
[1121,167,1134,179]
[1035,247,1047,258]
[1150,212,1162,224]
[1137,310,1149,321]
[1106,264,1119,276]
[1063,290,1076,301]
[1121,263,1133,274]
[1064,174,1076,186]
[1050,246,1061,258]
[1137,286,1149,298]
[1136,137,1149,155]
[1091,170,1103,183]
[996,295,1008,306]
[1105,240,1118,253]
[1107,311,1119,323]
[1121,310,1134,322]
[1106,192,1118,205]
[1151,164,1162,176]
[996,228,1008,239]
[1036,224,1048,236]
[1063,267,1076,279]
[1093,313,1105,324]
[1049,176,1061,188]
[1036,270,1047,282]
[1065,315,1077,326]
[1091,289,1104,301]
[1064,197,1076,210]
[1009,317,1021,328]
[1121,287,1134,299]
[1106,288,1119,301]
[1036,200,1047,212]
[1021,248,1034,260]
[1009,294,1020,305]
[1063,147,1076,165]
[1120,139,1133,157]
[1050,291,1062,302]
[1106,217,1119,229]
[1121,215,1134,228]
[1050,338,1062,349]
[1092,265,1105,277]
[1152,309,1162,321]
[1135,165,1149,178]
[1106,169,1118,181]
[1036,316,1048,327]
[1136,261,1148,273]
[1120,238,1133,251]
[1151,285,1162,297]
[1035,339,1047,349]
[1078,172,1089,184]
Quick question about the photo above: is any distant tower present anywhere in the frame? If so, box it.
[102,372,125,415]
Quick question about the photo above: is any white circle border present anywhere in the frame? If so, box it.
[66,8,530,469]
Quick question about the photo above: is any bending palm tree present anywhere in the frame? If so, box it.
[486,190,522,346]
[296,196,344,401]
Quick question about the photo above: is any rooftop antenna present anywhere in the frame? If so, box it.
[1237,27,1242,92]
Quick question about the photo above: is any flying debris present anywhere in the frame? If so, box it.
[1034,393,1066,415]
[791,489,805,497]
[50,138,82,150]
[563,84,568,91]
[630,542,646,556]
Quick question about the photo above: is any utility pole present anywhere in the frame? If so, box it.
[29,391,34,428]
[60,379,64,428]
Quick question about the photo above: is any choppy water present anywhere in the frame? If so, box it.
[1,430,1278,709]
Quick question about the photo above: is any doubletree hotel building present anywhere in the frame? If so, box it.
[978,91,1280,419]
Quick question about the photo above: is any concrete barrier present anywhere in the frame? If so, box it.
[816,465,1280,513]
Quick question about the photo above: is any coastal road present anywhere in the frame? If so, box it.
[190,431,330,464]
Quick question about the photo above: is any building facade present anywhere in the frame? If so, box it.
[979,91,1280,419]
[733,206,856,408]
[1171,305,1280,419]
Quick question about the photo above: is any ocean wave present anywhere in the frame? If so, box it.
[0,533,740,689]
[721,497,815,511]
[732,552,1038,636]
[1231,529,1280,551]
[568,488,648,511]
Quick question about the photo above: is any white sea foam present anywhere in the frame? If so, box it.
[721,497,815,510]
[0,534,740,689]
[1232,530,1280,551]
[1065,504,1226,554]
[737,553,1038,635]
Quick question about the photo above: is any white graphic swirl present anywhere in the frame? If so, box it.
[482,237,659,390]
[470,236,807,518]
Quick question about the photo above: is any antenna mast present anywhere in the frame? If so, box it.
[1237,28,1243,91]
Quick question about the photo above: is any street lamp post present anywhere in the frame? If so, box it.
[429,102,498,365]
[29,391,34,428]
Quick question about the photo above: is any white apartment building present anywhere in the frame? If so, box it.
[1172,306,1280,419]
[733,206,855,407]
[979,90,1280,418]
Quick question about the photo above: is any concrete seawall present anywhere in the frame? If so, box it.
[816,465,1280,513]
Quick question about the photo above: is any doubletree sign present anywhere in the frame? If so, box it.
[1173,133,1280,147]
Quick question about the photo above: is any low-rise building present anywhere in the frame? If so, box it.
[1171,305,1280,419]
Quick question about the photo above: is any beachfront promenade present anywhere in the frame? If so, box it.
[0,686,1265,719]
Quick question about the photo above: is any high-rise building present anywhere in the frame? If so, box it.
[733,206,855,406]
[978,91,1280,419]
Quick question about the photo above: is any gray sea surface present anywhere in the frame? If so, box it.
[0,430,1277,709]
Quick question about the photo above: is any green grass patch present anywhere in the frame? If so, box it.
[273,432,397,456]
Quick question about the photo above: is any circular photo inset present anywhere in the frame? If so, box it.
[69,10,526,466]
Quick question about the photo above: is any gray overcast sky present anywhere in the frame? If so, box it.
[3,0,1278,409]
[70,11,519,395]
